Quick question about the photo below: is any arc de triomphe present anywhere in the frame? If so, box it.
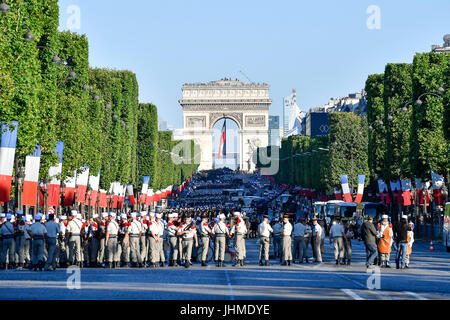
[178,79,272,172]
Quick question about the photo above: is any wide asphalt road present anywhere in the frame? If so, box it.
[0,236,449,300]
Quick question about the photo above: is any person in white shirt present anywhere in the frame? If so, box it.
[258,215,273,266]
[329,218,346,265]
[280,215,293,266]
[311,218,323,263]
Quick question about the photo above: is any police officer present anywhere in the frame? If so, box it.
[177,214,198,268]
[105,212,119,268]
[230,212,247,267]
[44,213,60,271]
[15,213,27,270]
[167,213,180,266]
[1,214,16,269]
[280,215,293,266]
[66,210,83,267]
[272,218,283,261]
[212,214,230,267]
[28,213,47,271]
[199,213,212,267]
[258,215,273,266]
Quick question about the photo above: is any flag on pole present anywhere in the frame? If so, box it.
[431,171,444,206]
[63,171,77,206]
[146,188,153,206]
[98,189,107,208]
[414,178,424,205]
[0,121,19,203]
[86,170,100,207]
[140,176,149,204]
[75,166,89,203]
[47,141,64,207]
[334,188,343,200]
[126,184,135,206]
[354,175,365,204]
[401,180,412,206]
[390,180,402,204]
[340,175,352,202]
[218,120,226,159]
[22,145,41,206]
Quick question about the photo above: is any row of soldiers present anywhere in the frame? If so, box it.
[0,208,252,270]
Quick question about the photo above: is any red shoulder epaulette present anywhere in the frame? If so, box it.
[169,222,174,226]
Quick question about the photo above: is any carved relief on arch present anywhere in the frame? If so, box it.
[209,112,243,130]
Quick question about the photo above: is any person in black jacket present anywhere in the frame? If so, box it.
[396,215,410,269]
[360,216,379,268]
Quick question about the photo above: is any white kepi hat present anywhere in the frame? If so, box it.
[381,215,388,219]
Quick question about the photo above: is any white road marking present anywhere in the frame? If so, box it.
[224,269,235,300]
[403,291,429,300]
[341,289,365,300]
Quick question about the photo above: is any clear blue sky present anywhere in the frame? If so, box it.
[58,0,449,130]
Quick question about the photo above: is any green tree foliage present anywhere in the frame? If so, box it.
[411,52,449,180]
[136,103,159,190]
[383,63,413,181]
[365,74,385,183]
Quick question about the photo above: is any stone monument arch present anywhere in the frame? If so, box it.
[178,79,272,171]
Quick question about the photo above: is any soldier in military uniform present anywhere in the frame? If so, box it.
[139,211,148,266]
[126,212,143,268]
[149,213,165,267]
[105,212,119,268]
[146,212,156,266]
[88,214,100,267]
[212,214,229,267]
[58,215,68,268]
[119,214,130,267]
[66,210,83,267]
[166,212,180,266]
[0,214,16,269]
[97,212,108,267]
[199,213,212,266]
[28,213,47,271]
[230,212,247,267]
[177,214,198,268]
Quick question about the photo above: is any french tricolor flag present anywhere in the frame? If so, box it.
[354,175,365,204]
[22,145,41,206]
[110,182,118,209]
[86,170,100,207]
[98,189,107,208]
[47,141,64,207]
[0,121,19,203]
[75,166,89,203]
[431,171,444,207]
[145,188,153,206]
[414,178,424,205]
[63,171,77,206]
[119,184,126,208]
[334,188,343,200]
[218,120,226,159]
[401,180,412,206]
[140,176,149,204]
[126,184,136,206]
[340,175,352,202]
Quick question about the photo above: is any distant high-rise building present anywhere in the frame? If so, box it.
[158,117,168,131]
[268,115,281,146]
[283,89,305,137]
